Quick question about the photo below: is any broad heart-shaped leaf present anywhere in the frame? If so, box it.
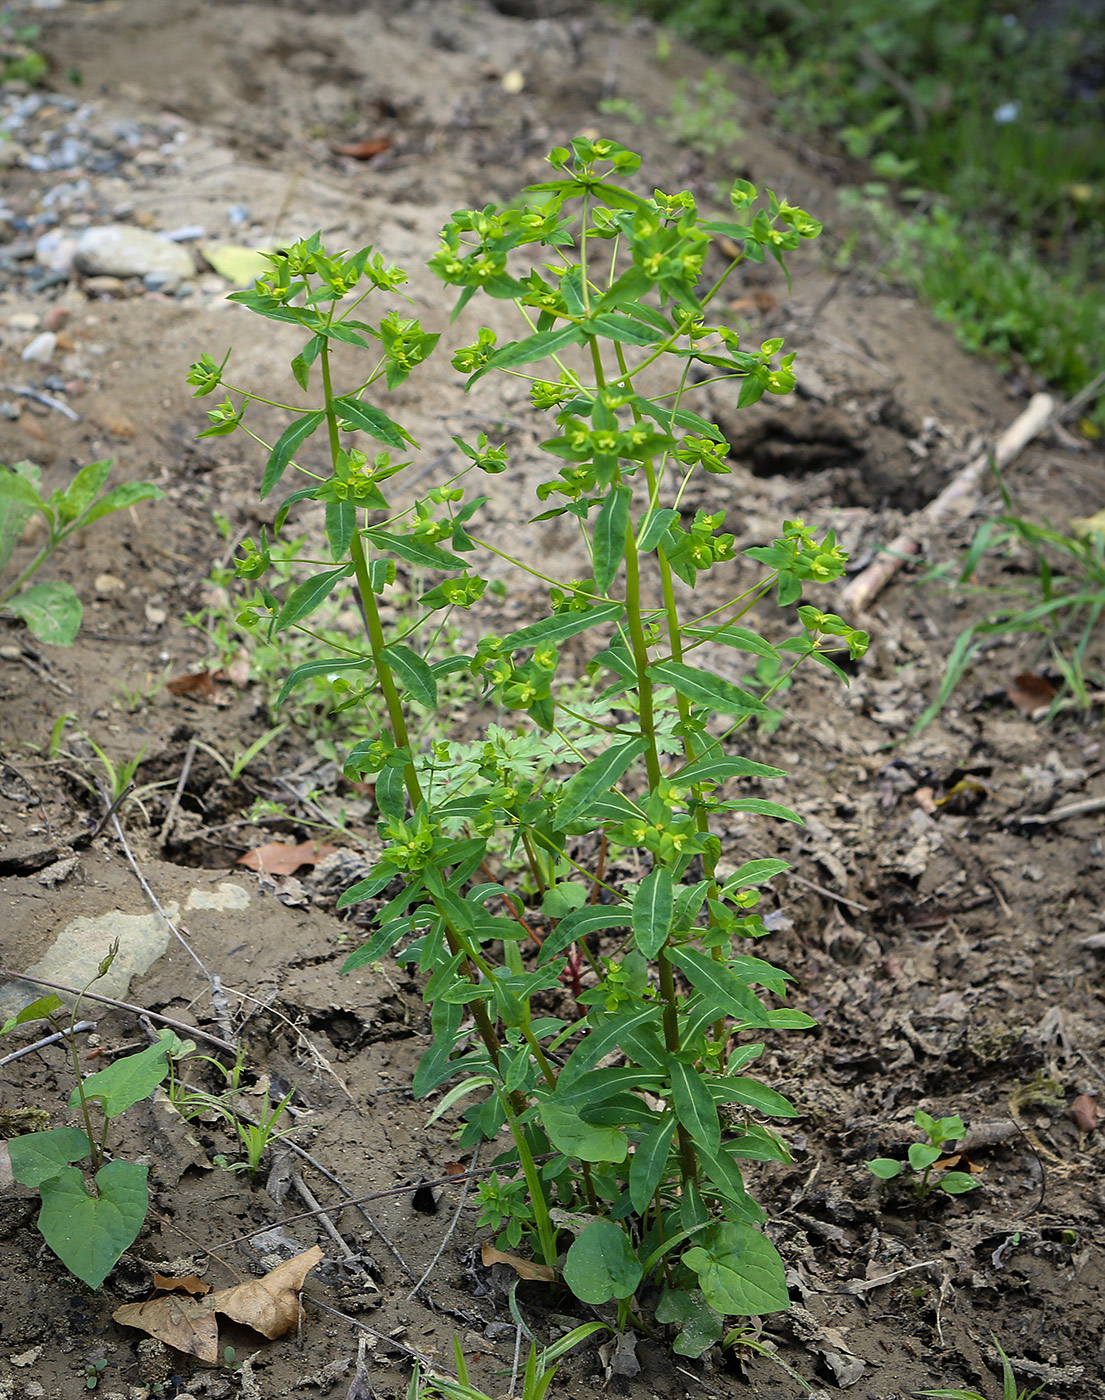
[1,993,64,1034]
[539,1102,628,1164]
[563,1219,642,1304]
[500,600,623,653]
[646,660,766,716]
[8,1127,91,1188]
[668,946,776,1029]
[260,410,325,500]
[9,580,81,645]
[683,1221,788,1316]
[633,865,673,958]
[273,564,354,631]
[71,1041,169,1119]
[591,483,631,593]
[37,1160,149,1289]
[380,643,436,708]
[553,737,647,832]
[655,1288,724,1359]
[332,396,411,449]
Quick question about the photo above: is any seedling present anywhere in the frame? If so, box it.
[917,1336,1048,1400]
[0,459,160,645]
[867,1110,980,1202]
[84,1358,108,1391]
[412,1326,607,1400]
[0,949,171,1288]
[190,137,868,1336]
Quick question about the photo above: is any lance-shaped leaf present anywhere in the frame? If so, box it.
[672,754,787,784]
[633,865,673,957]
[273,565,354,631]
[669,1054,721,1155]
[380,643,437,708]
[260,410,325,499]
[333,396,411,449]
[647,660,767,716]
[364,529,465,571]
[629,1112,678,1213]
[275,654,372,706]
[466,323,586,387]
[592,483,631,593]
[553,737,647,831]
[668,946,775,1028]
[500,601,623,653]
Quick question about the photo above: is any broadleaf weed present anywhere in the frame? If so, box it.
[190,137,868,1338]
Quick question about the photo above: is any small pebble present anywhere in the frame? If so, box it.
[6,311,40,331]
[44,305,70,331]
[94,573,126,595]
[21,330,57,363]
[82,275,130,298]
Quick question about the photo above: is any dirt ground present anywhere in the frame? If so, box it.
[1,2,1104,1398]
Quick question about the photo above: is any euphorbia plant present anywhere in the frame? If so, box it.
[189,137,867,1347]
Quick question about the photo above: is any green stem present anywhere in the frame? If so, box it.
[500,1095,559,1267]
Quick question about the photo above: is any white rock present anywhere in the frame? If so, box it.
[35,229,77,274]
[21,330,57,363]
[74,224,194,282]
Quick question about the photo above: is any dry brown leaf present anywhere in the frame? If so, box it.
[236,840,339,875]
[1071,1092,1100,1131]
[114,1247,322,1359]
[330,137,391,160]
[167,670,217,701]
[152,1273,211,1296]
[1008,671,1056,714]
[210,1246,323,1338]
[112,1293,220,1363]
[480,1242,555,1282]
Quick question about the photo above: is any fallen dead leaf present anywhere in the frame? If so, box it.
[167,670,217,702]
[153,1273,211,1296]
[114,1247,322,1361]
[237,840,339,875]
[480,1242,555,1282]
[112,1293,220,1363]
[330,137,391,160]
[1071,1092,1100,1131]
[1008,671,1056,714]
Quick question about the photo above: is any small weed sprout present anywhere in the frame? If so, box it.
[867,1110,980,1202]
[916,1335,1049,1400]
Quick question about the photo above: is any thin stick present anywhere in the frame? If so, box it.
[158,738,198,844]
[309,1297,455,1375]
[407,1143,480,1300]
[292,1171,359,1262]
[1008,794,1105,827]
[0,1020,95,1067]
[842,392,1055,613]
[0,969,236,1053]
[0,382,81,422]
[210,1155,558,1251]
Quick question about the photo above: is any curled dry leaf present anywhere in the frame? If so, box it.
[114,1246,322,1362]
[166,670,217,702]
[1008,671,1057,714]
[480,1241,555,1283]
[330,137,391,160]
[153,1273,210,1296]
[1071,1093,1100,1132]
[237,840,339,875]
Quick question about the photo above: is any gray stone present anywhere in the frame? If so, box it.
[74,223,194,282]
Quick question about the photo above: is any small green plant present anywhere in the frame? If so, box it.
[83,1358,108,1391]
[0,950,172,1288]
[867,1110,979,1202]
[412,1326,607,1400]
[669,68,743,159]
[0,460,161,645]
[912,473,1105,734]
[916,1336,1048,1400]
[193,722,288,783]
[189,137,867,1339]
[1,21,48,85]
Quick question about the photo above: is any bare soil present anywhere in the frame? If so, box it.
[1,3,1104,1399]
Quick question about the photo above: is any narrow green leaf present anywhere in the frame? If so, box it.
[37,1160,149,1289]
[380,644,437,708]
[333,397,411,449]
[275,654,372,706]
[0,994,64,1035]
[340,913,410,966]
[723,798,804,825]
[0,466,42,573]
[538,904,632,962]
[696,1146,765,1223]
[706,1076,797,1117]
[558,1004,662,1086]
[637,507,680,552]
[365,529,465,571]
[273,565,353,631]
[682,624,780,659]
[669,1055,721,1155]
[500,601,623,652]
[468,323,586,386]
[723,858,790,887]
[77,480,162,529]
[375,763,406,819]
[588,312,662,345]
[592,484,631,593]
[673,755,787,784]
[633,865,673,958]
[58,459,112,519]
[325,500,356,561]
[629,1112,678,1213]
[553,737,647,831]
[668,947,775,1028]
[260,410,325,500]
[647,660,766,716]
